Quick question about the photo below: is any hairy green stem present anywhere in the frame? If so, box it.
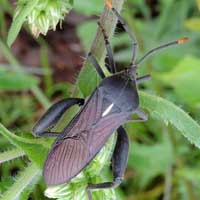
[0,123,38,145]
[2,163,40,200]
[0,148,25,164]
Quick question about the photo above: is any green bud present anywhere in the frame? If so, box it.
[14,0,73,37]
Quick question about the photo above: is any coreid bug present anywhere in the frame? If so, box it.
[32,0,188,199]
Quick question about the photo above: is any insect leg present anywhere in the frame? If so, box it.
[32,98,85,137]
[86,126,129,200]
[136,74,151,84]
[97,22,116,73]
[127,108,148,123]
[105,0,138,65]
[88,52,105,79]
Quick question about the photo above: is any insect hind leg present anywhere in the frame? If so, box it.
[86,126,129,200]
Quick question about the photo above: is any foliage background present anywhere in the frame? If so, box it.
[0,0,200,199]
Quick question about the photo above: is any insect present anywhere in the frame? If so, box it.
[32,0,188,199]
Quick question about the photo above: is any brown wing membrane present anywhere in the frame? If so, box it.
[44,137,89,185]
[63,89,103,137]
[88,113,128,159]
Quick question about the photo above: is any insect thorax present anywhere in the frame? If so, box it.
[99,72,139,114]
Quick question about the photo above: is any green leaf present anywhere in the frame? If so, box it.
[74,0,103,15]
[158,56,200,107]
[77,21,97,51]
[0,68,38,91]
[197,0,200,10]
[0,148,25,164]
[140,92,200,148]
[7,0,38,47]
[185,17,200,31]
[176,167,200,198]
[0,123,50,168]
[128,138,173,187]
[177,167,200,183]
[78,63,101,97]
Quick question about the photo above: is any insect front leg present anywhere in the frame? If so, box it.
[32,98,84,137]
[86,126,129,200]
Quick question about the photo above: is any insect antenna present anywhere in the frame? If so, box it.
[136,37,189,65]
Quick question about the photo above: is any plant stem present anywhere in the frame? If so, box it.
[163,166,172,200]
[2,163,40,200]
[0,148,25,164]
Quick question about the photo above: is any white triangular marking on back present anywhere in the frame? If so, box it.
[102,103,114,117]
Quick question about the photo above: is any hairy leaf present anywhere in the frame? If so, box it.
[0,68,38,91]
[140,92,200,148]
[2,163,40,200]
[0,124,50,168]
[159,56,200,107]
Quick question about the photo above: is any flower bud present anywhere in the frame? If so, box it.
[14,0,73,37]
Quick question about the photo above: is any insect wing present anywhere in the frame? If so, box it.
[88,112,128,160]
[62,89,103,137]
[44,136,89,185]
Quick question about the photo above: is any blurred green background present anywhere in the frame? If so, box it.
[0,0,200,199]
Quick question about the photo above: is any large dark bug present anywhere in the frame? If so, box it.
[32,0,188,199]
